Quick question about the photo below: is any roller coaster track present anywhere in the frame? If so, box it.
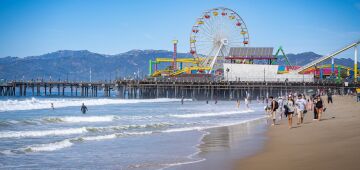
[297,40,360,73]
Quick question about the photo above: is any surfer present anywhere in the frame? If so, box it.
[51,103,54,110]
[81,103,88,114]
[181,96,184,105]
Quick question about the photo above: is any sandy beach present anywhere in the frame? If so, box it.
[236,95,360,170]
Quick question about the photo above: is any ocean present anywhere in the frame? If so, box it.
[0,97,267,169]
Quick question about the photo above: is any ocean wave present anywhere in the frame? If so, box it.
[0,122,173,139]
[161,126,206,133]
[162,116,266,133]
[80,134,119,141]
[2,131,154,154]
[170,109,255,118]
[0,127,88,138]
[23,139,74,152]
[0,115,160,127]
[42,115,119,123]
[0,117,267,154]
[0,97,190,112]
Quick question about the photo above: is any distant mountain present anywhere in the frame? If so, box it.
[0,50,358,81]
[0,50,192,81]
[277,52,358,68]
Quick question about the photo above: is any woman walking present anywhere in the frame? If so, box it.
[315,95,324,121]
[285,96,295,129]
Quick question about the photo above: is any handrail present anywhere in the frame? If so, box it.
[297,41,360,73]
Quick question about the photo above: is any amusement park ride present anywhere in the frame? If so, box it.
[148,7,360,82]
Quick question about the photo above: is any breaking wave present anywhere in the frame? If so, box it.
[0,97,190,112]
[0,122,173,139]
[23,139,74,152]
[0,117,267,154]
[0,128,88,138]
[170,109,254,118]
[3,131,154,154]
[42,115,119,123]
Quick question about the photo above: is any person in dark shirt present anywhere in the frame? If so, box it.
[81,103,88,114]
[327,90,333,104]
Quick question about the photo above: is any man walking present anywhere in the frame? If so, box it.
[269,96,278,126]
[295,94,307,124]
[327,89,333,104]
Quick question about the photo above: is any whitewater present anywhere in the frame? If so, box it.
[0,97,189,112]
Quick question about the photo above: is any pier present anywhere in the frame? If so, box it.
[0,79,358,100]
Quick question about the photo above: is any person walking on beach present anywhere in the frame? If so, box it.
[81,103,88,114]
[306,98,312,111]
[295,94,307,124]
[327,89,333,104]
[312,94,318,120]
[315,95,325,121]
[245,97,249,109]
[236,99,240,108]
[269,96,278,126]
[277,97,284,119]
[285,96,295,128]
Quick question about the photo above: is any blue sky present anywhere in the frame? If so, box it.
[0,0,359,58]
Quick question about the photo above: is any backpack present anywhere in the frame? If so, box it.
[274,101,279,110]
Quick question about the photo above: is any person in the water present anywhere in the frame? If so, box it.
[51,103,54,110]
[81,103,88,114]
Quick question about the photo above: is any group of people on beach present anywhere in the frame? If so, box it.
[266,91,331,129]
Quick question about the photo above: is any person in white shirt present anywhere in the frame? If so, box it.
[245,97,249,109]
[295,94,307,124]
[277,97,284,119]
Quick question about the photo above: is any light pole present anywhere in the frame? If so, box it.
[263,68,265,82]
[226,68,230,81]
[89,67,92,82]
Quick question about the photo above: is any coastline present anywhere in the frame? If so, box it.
[236,95,360,170]
[169,117,270,170]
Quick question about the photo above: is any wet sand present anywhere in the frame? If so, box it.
[236,95,360,170]
[170,119,268,170]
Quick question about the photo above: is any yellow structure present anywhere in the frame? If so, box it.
[154,58,201,63]
[170,66,211,76]
[149,57,210,77]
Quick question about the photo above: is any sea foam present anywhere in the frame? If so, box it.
[42,115,119,123]
[0,127,88,138]
[170,109,254,118]
[23,139,74,152]
[0,97,189,112]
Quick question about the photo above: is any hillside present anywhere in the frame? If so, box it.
[0,50,357,81]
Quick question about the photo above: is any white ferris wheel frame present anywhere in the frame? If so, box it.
[190,7,250,73]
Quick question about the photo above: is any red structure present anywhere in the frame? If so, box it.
[172,40,178,71]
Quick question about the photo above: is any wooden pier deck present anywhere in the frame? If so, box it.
[0,79,358,100]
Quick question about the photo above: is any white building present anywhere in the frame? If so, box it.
[223,63,314,82]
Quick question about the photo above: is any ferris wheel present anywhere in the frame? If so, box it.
[190,7,249,72]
